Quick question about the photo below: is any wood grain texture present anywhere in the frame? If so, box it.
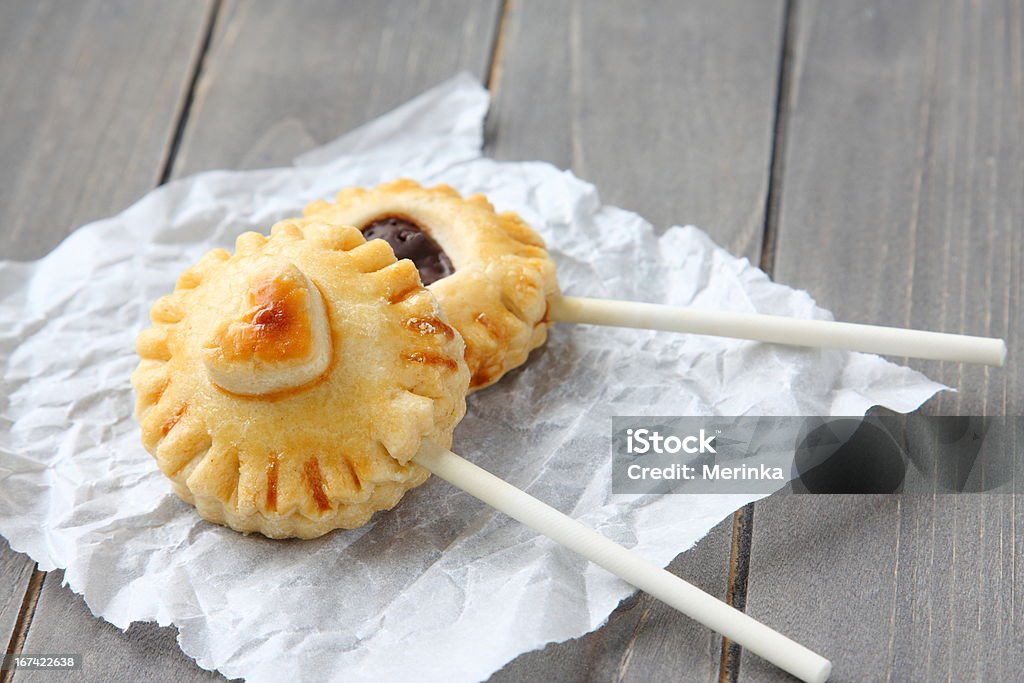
[5,1,1019,681]
[766,0,1022,414]
[0,0,214,669]
[487,0,787,259]
[7,2,502,681]
[172,0,502,176]
[741,1,1024,680]
[14,573,231,683]
[0,540,36,662]
[488,2,788,681]
[0,0,215,260]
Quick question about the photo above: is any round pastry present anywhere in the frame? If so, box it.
[131,217,470,538]
[304,180,559,390]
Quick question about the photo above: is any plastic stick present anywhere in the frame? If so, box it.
[414,442,832,683]
[549,296,1006,367]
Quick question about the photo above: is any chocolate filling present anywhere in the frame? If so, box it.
[361,216,454,285]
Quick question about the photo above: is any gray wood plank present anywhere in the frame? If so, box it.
[14,572,229,683]
[488,1,788,680]
[14,1,503,681]
[492,520,734,683]
[741,2,1024,680]
[173,0,502,176]
[0,0,214,668]
[0,0,215,260]
[172,2,781,680]
[488,0,788,260]
[0,539,36,658]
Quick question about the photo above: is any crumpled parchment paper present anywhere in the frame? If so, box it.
[0,74,946,682]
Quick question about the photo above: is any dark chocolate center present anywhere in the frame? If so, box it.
[361,216,454,285]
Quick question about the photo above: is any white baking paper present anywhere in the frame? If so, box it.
[0,73,946,682]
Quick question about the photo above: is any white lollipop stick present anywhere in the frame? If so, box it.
[549,296,1006,367]
[415,442,832,683]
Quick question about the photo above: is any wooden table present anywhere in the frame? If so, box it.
[1,2,1020,681]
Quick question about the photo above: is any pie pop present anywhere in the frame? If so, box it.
[306,179,1006,382]
[132,215,831,682]
[305,179,559,390]
[132,218,470,538]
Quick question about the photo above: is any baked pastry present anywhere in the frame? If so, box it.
[304,180,559,390]
[131,218,470,538]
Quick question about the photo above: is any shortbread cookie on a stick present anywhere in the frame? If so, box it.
[307,180,1006,371]
[132,217,470,538]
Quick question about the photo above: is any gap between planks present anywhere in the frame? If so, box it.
[0,569,44,683]
[721,1,798,681]
[3,0,227,670]
[485,0,511,93]
[719,504,756,683]
[159,0,224,185]
[6,2,788,679]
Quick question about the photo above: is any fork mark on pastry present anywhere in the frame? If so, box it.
[265,454,280,512]
[473,312,504,341]
[470,369,494,389]
[386,283,420,305]
[161,404,188,437]
[372,260,421,302]
[160,427,213,479]
[401,351,459,372]
[302,458,331,513]
[189,446,241,504]
[149,376,171,406]
[341,458,363,494]
[131,362,170,410]
[468,313,511,389]
[165,446,207,480]
[498,291,529,325]
[402,316,455,340]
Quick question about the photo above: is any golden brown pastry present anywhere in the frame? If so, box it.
[131,218,470,538]
[304,180,559,390]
